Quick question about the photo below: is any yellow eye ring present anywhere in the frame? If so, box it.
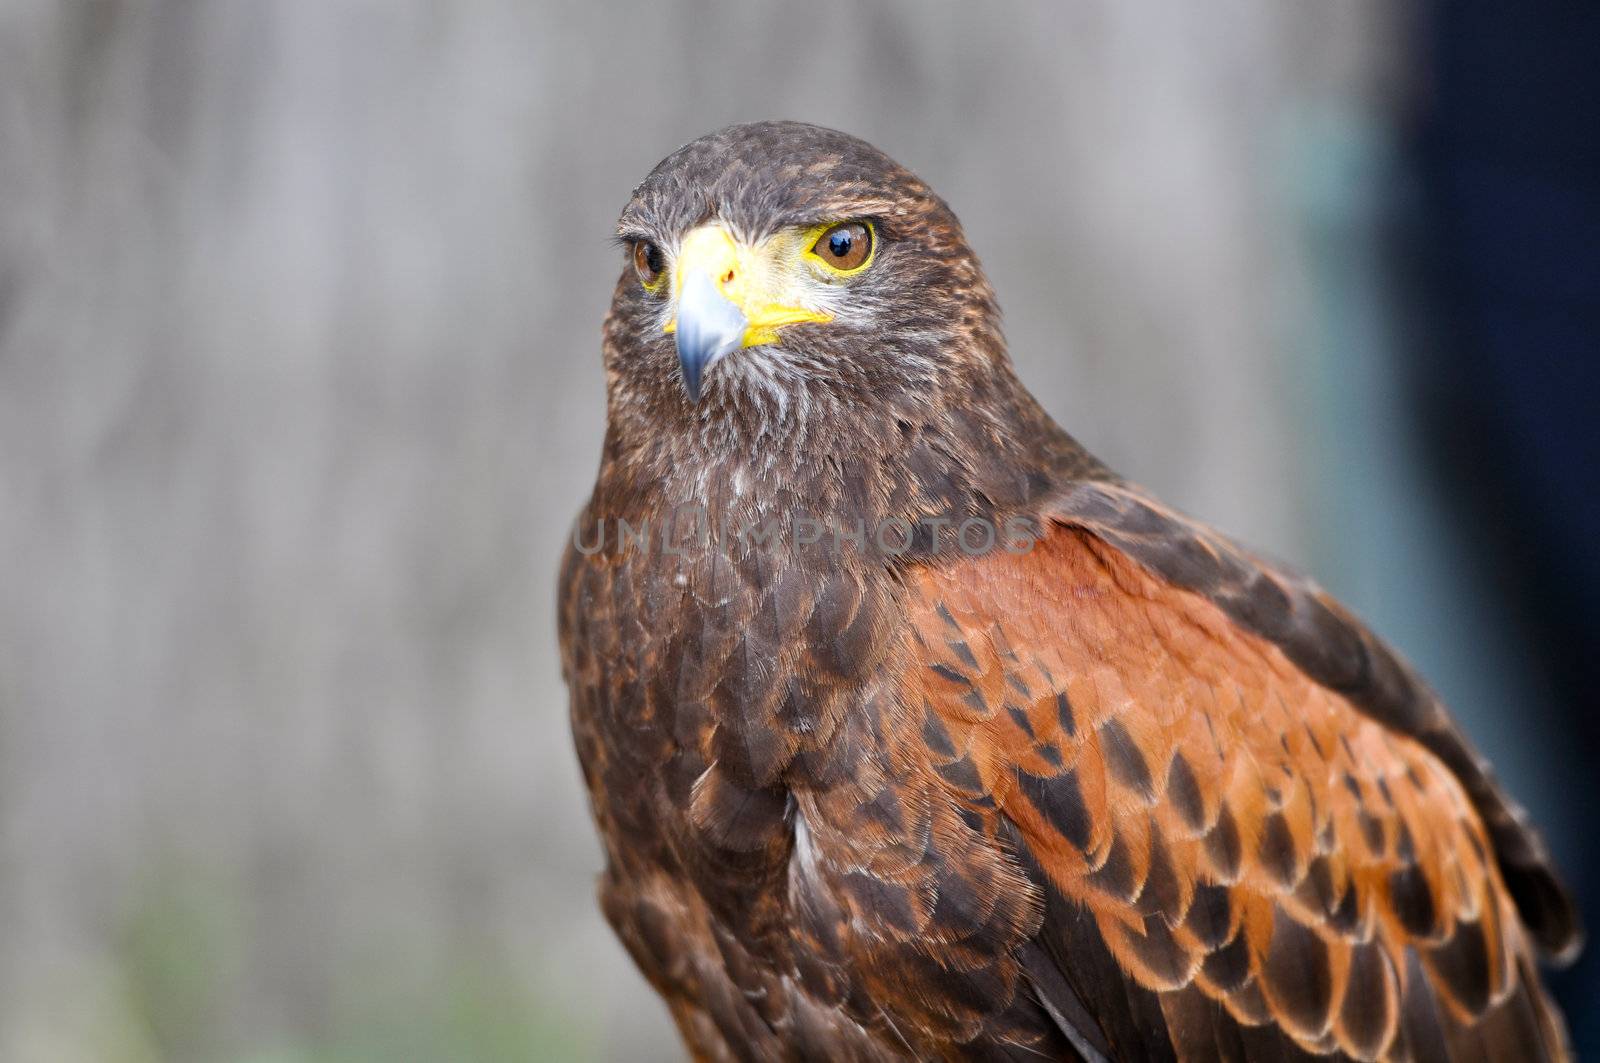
[804,220,876,277]
[633,241,667,291]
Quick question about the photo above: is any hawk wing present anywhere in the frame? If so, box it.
[897,480,1577,1060]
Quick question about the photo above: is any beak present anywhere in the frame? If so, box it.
[664,224,831,402]
[672,257,747,403]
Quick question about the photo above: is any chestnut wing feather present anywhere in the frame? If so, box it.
[1044,480,1580,964]
[902,485,1574,1059]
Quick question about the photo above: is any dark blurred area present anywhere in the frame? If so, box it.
[0,2,1594,1059]
[1409,0,1600,1044]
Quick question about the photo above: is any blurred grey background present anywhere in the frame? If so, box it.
[4,2,1595,1060]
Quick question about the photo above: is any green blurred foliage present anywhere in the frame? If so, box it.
[100,863,596,1063]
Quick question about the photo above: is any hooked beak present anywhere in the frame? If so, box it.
[664,225,831,402]
[672,265,746,403]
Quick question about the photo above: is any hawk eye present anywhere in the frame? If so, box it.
[809,221,873,273]
[633,241,666,288]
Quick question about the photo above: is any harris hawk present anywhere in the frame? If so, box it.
[559,122,1580,1061]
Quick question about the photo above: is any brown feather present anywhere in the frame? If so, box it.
[901,520,1569,1057]
[562,121,1576,1060]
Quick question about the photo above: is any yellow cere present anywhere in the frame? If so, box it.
[663,223,843,347]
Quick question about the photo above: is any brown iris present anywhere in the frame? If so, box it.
[633,241,666,288]
[810,222,872,272]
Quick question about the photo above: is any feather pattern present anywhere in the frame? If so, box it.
[900,507,1571,1058]
[561,121,1576,1060]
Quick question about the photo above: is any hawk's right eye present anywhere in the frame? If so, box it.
[633,242,666,289]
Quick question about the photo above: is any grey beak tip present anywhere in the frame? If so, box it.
[680,358,703,403]
[675,329,714,404]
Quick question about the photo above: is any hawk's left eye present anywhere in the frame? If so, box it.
[633,241,666,288]
[809,222,873,273]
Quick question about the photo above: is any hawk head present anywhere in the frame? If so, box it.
[607,122,1004,425]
